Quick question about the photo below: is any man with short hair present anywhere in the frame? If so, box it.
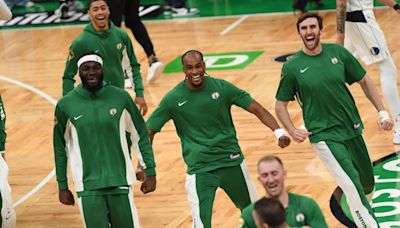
[253,197,287,228]
[62,0,148,115]
[0,95,16,228]
[241,155,327,228]
[146,50,290,228]
[336,0,400,144]
[275,12,393,227]
[54,53,156,227]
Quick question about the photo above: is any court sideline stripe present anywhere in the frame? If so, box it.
[220,15,248,35]
[0,75,56,208]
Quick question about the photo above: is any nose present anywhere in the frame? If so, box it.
[191,67,199,75]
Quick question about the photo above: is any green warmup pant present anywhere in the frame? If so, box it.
[185,160,259,228]
[77,188,139,228]
[312,135,379,228]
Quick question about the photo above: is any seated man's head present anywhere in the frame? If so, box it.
[253,197,287,228]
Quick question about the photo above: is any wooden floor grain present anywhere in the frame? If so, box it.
[0,9,399,227]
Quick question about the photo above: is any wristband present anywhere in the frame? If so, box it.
[379,110,390,123]
[274,128,287,140]
[394,3,400,10]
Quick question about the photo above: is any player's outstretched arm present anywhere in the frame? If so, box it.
[247,100,290,148]
[378,0,400,14]
[358,75,394,131]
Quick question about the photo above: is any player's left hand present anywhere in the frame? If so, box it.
[141,175,156,194]
[278,135,291,148]
[380,119,393,131]
[135,96,148,116]
[378,110,394,131]
[59,189,75,206]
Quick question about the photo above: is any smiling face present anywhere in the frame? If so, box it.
[79,61,103,92]
[182,52,206,90]
[298,17,322,55]
[88,0,110,31]
[257,160,287,198]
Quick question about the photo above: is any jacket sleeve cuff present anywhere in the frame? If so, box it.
[58,181,69,190]
[135,89,144,97]
[145,168,156,176]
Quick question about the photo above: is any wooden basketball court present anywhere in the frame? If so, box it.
[0,8,399,227]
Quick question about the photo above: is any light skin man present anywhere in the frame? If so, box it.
[275,12,393,228]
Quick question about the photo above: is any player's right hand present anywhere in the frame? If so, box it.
[141,175,156,194]
[59,189,75,206]
[278,135,291,148]
[289,129,311,143]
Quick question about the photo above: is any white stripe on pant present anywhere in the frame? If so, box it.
[185,160,258,228]
[312,141,378,228]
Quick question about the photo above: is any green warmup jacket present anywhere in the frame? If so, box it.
[53,83,155,193]
[0,95,6,153]
[241,193,328,228]
[62,21,143,97]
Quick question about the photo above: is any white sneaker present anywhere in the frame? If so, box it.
[147,61,164,83]
[171,7,199,17]
[394,130,400,145]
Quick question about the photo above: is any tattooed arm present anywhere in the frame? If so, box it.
[336,0,347,45]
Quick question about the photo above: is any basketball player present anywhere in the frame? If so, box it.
[275,12,393,228]
[336,0,400,144]
[241,155,327,228]
[145,50,291,228]
[62,0,148,115]
[54,54,156,227]
[0,95,16,228]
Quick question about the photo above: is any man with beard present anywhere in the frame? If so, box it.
[241,155,327,228]
[54,53,156,227]
[336,0,400,144]
[145,50,291,228]
[62,0,148,115]
[275,12,393,228]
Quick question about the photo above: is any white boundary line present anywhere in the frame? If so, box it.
[220,15,248,36]
[0,75,57,208]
